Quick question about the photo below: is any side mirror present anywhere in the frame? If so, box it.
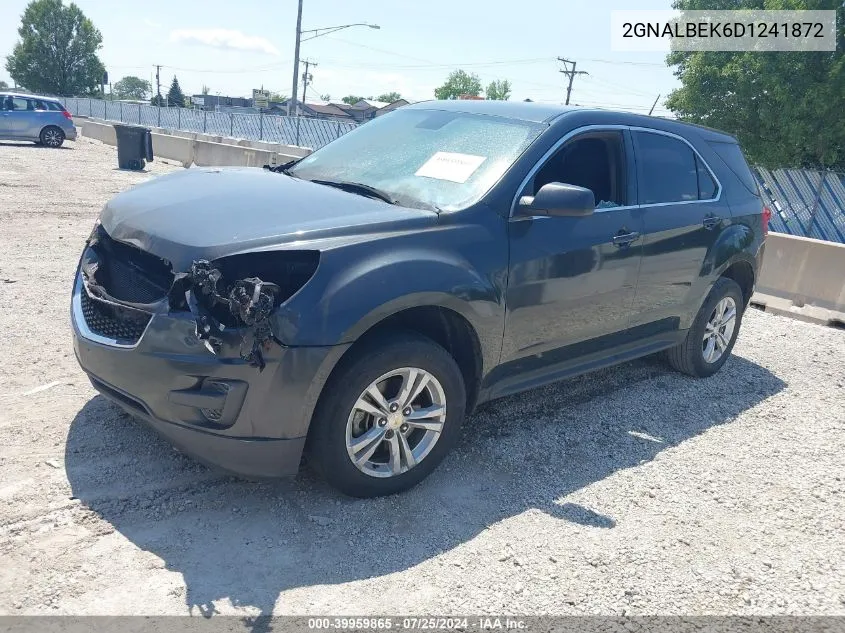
[517,182,595,217]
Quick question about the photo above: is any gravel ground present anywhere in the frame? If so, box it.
[0,137,843,617]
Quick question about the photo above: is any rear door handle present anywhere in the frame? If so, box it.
[612,231,640,247]
[703,215,721,230]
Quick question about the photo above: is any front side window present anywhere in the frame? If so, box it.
[530,131,628,208]
[4,97,28,111]
[634,131,700,204]
[288,109,546,211]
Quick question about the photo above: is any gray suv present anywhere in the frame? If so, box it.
[0,92,77,147]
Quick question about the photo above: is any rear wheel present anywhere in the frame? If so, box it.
[40,126,65,148]
[308,332,466,498]
[666,277,744,378]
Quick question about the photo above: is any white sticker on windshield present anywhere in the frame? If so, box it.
[414,152,487,184]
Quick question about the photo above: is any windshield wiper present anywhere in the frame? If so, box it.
[309,179,397,205]
[263,158,300,176]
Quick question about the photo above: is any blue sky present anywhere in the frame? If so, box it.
[1,0,678,115]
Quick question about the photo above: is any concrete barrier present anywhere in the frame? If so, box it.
[80,120,308,168]
[150,133,195,168]
[192,140,277,168]
[751,232,845,327]
[79,119,116,145]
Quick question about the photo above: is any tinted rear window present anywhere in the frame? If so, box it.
[708,141,759,196]
[634,131,699,204]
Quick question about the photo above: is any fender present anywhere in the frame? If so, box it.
[275,239,507,373]
[704,221,756,278]
[682,222,757,328]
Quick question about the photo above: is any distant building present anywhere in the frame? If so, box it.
[374,99,410,117]
[191,94,252,111]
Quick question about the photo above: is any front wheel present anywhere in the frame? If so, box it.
[308,332,466,498]
[666,277,744,378]
[40,126,65,148]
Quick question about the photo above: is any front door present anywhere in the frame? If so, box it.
[4,96,32,138]
[501,129,643,371]
[627,129,730,333]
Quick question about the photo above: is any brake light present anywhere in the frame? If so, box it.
[62,110,72,120]
[762,206,772,235]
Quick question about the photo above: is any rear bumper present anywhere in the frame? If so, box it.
[71,273,350,478]
[65,126,77,141]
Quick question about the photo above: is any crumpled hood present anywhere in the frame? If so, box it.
[100,167,437,271]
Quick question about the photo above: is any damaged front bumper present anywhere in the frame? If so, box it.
[71,251,347,478]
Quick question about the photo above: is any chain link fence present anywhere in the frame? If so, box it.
[754,167,845,244]
[64,97,359,150]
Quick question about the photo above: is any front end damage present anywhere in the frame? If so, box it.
[71,223,334,478]
[80,223,319,370]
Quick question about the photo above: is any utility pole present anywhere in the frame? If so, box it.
[557,57,588,106]
[300,59,316,106]
[648,94,661,116]
[289,0,304,117]
[154,65,162,103]
[295,58,315,147]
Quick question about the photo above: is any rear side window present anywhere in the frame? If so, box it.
[634,131,699,204]
[707,141,759,195]
[46,101,64,111]
[696,155,718,199]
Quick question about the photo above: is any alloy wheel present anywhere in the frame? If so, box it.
[345,367,447,478]
[702,296,737,363]
[43,128,62,147]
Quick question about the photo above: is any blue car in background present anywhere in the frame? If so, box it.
[0,92,77,147]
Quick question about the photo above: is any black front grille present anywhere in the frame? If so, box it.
[80,289,151,344]
[91,226,173,304]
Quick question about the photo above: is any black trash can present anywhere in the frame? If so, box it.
[114,124,154,170]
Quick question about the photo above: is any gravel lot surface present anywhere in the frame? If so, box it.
[0,137,843,617]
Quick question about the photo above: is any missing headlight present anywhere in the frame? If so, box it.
[174,251,319,371]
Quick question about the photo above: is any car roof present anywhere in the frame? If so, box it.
[404,99,737,142]
[405,99,579,123]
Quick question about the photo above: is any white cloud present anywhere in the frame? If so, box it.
[170,28,280,56]
[143,18,162,29]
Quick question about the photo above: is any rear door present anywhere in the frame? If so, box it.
[627,128,728,333]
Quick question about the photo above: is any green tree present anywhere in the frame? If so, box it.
[269,92,287,102]
[113,76,151,100]
[5,0,105,96]
[665,0,845,169]
[0,80,8,89]
[166,75,185,107]
[434,70,482,100]
[341,95,369,105]
[376,91,402,102]
[319,93,331,101]
[201,84,210,95]
[150,94,164,106]
[485,80,511,101]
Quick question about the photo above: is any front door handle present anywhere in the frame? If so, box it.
[703,215,721,230]
[612,231,640,247]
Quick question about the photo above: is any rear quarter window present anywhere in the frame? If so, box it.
[46,101,65,111]
[707,141,759,196]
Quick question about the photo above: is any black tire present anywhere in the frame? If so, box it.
[666,277,745,378]
[39,126,65,148]
[308,332,466,498]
